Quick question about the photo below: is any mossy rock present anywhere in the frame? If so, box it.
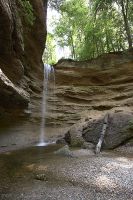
[70,135,85,147]
[54,145,74,157]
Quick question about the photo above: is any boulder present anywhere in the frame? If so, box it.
[82,142,95,150]
[64,122,86,147]
[84,112,133,149]
[64,112,133,149]
[54,145,74,157]
[56,138,67,145]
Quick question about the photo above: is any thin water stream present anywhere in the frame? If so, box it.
[0,63,58,152]
[37,64,55,146]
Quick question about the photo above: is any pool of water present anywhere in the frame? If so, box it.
[0,117,67,153]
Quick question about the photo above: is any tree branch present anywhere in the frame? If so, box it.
[95,113,109,154]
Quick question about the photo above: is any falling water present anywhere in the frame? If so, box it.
[37,63,55,146]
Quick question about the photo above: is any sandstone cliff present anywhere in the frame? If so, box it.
[45,50,133,127]
[0,0,47,114]
[52,51,133,150]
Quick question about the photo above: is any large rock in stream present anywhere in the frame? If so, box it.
[64,112,133,149]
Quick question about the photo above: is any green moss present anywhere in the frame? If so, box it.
[19,0,36,26]
[128,120,133,131]
[70,136,85,147]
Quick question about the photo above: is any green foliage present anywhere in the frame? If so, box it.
[48,0,65,10]
[43,33,57,65]
[93,0,133,48]
[19,0,36,26]
[51,0,133,60]
[54,0,88,59]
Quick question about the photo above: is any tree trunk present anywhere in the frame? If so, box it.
[120,0,132,49]
[105,31,110,52]
[70,31,76,59]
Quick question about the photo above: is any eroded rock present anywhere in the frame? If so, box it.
[64,112,133,149]
[0,69,29,108]
[0,0,47,113]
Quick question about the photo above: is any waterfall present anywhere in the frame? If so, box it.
[37,63,55,146]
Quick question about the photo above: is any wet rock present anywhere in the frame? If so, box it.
[64,122,87,147]
[82,142,95,150]
[35,174,48,181]
[56,138,67,145]
[54,145,74,157]
[127,138,133,146]
[69,135,85,148]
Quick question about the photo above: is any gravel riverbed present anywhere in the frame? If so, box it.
[0,144,132,200]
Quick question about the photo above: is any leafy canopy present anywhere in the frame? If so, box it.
[48,0,133,60]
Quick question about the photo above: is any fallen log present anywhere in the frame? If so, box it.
[95,113,109,154]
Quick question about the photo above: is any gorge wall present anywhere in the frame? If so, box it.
[45,50,133,128]
[0,0,47,115]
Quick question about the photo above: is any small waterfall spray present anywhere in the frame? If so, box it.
[37,63,55,146]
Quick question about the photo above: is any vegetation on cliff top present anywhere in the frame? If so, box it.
[47,0,133,62]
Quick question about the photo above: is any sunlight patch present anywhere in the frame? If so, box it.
[95,175,117,189]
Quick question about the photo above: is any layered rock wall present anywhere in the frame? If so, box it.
[0,0,47,113]
[45,50,133,127]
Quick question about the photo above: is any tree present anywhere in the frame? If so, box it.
[48,0,64,10]
[43,33,57,64]
[50,0,133,60]
[93,0,133,48]
[53,0,88,59]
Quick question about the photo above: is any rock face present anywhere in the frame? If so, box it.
[45,50,133,127]
[0,69,29,109]
[63,112,133,149]
[45,52,133,148]
[0,0,47,113]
